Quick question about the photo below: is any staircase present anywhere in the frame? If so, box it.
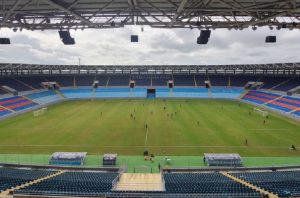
[73,76,76,87]
[106,77,110,87]
[113,173,165,192]
[55,90,66,99]
[239,90,249,99]
[221,172,278,198]
[262,95,284,105]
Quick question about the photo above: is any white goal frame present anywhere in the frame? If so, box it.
[253,108,269,117]
[33,107,48,117]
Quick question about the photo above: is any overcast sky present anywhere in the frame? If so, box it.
[0,26,299,65]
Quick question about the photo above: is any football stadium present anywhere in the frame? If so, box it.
[0,1,300,198]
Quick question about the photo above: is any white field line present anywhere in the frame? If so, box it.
[144,102,152,147]
[0,144,296,149]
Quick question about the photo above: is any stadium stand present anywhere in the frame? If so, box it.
[242,91,281,104]
[75,76,95,87]
[163,172,262,197]
[0,96,37,111]
[26,90,62,104]
[259,77,290,90]
[16,171,119,196]
[94,75,108,87]
[195,75,207,87]
[152,75,172,86]
[209,75,229,87]
[60,88,93,99]
[0,88,8,95]
[173,75,194,86]
[131,75,151,86]
[242,91,300,115]
[14,77,44,89]
[0,106,11,117]
[0,74,299,120]
[45,76,74,87]
[109,76,130,86]
[230,76,260,87]
[0,78,32,92]
[231,171,300,197]
[0,167,54,193]
[274,78,300,91]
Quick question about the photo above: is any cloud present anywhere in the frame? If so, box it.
[0,27,299,65]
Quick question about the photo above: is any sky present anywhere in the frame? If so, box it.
[0,26,299,65]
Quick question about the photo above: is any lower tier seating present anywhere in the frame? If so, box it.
[0,167,54,192]
[163,172,262,197]
[0,106,11,117]
[26,91,62,104]
[16,172,118,196]
[231,171,300,197]
[242,91,300,116]
[0,96,37,112]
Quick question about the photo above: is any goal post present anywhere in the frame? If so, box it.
[253,108,269,117]
[33,107,48,117]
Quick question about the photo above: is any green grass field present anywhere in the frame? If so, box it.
[0,99,299,157]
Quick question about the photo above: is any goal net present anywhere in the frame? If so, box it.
[253,108,269,117]
[33,107,48,117]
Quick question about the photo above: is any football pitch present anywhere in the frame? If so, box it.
[0,99,299,157]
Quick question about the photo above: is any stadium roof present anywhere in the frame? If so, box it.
[1,63,300,77]
[1,0,300,30]
[1,62,300,70]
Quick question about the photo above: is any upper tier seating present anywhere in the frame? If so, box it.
[259,77,290,90]
[0,75,298,91]
[195,75,207,87]
[231,171,300,197]
[108,76,129,86]
[46,76,74,87]
[131,75,151,86]
[14,77,45,89]
[274,78,300,91]
[164,172,262,197]
[152,76,172,86]
[0,89,8,95]
[94,76,107,86]
[230,76,260,87]
[16,172,118,196]
[173,75,194,86]
[209,75,229,87]
[0,167,53,192]
[75,76,94,86]
[0,96,37,112]
[0,78,32,92]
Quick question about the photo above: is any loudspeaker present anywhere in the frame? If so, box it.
[265,36,276,43]
[0,38,11,44]
[197,30,211,44]
[131,35,138,42]
[58,31,75,45]
[168,81,173,88]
